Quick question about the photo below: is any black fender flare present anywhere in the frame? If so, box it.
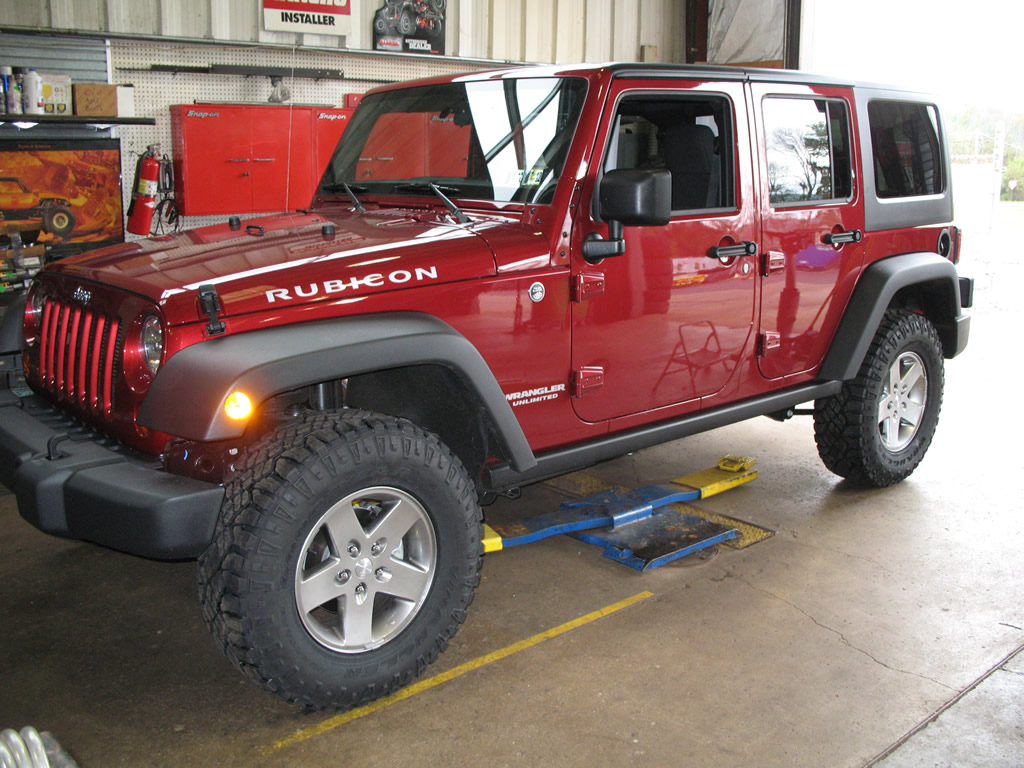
[138,312,537,472]
[819,252,967,382]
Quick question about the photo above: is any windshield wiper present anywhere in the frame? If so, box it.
[393,182,470,224]
[321,182,367,192]
[320,182,368,212]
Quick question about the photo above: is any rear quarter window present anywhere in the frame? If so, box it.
[868,101,944,198]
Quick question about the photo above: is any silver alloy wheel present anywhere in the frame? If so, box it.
[877,351,927,452]
[295,486,437,653]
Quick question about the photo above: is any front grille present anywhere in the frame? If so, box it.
[38,298,121,415]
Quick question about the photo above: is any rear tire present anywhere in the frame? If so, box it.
[814,310,944,487]
[42,207,75,239]
[197,409,482,710]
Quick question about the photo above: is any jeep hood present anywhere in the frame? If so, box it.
[46,211,501,326]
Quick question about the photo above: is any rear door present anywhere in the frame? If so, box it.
[570,77,758,423]
[750,82,866,380]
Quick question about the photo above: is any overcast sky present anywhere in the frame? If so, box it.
[801,0,1021,113]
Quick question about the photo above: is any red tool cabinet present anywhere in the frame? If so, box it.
[170,104,353,216]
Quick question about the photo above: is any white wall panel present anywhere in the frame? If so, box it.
[106,0,161,36]
[554,0,586,64]
[583,0,612,62]
[211,0,258,42]
[347,0,380,50]
[0,1,49,27]
[50,0,106,32]
[638,1,661,61]
[490,0,524,62]
[457,0,490,59]
[611,0,639,61]
[523,0,555,63]
[160,0,211,39]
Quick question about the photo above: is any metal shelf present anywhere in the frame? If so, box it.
[0,115,155,127]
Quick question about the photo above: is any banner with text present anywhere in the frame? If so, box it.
[264,0,350,36]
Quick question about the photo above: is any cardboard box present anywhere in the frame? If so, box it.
[74,83,118,117]
[41,74,72,115]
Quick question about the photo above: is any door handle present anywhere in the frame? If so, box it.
[708,240,757,264]
[823,229,863,245]
[253,158,275,162]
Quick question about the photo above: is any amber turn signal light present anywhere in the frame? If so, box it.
[224,391,252,420]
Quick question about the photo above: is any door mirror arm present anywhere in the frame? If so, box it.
[582,220,625,263]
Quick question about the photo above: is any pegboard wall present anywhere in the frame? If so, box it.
[109,40,492,236]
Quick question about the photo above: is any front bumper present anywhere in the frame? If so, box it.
[0,389,224,559]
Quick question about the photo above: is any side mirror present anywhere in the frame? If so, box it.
[583,169,672,263]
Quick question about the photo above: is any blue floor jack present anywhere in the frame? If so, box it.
[483,456,760,571]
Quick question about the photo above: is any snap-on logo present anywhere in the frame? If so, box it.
[187,110,220,118]
[265,266,439,303]
[318,113,348,120]
[505,383,566,407]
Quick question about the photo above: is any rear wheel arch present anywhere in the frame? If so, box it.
[819,252,964,381]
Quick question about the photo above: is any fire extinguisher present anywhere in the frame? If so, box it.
[127,145,161,236]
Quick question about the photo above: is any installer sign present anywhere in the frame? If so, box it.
[263,0,350,36]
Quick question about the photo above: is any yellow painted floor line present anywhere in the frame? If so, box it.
[260,590,655,756]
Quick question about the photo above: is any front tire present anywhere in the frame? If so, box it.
[197,410,482,710]
[399,9,416,36]
[814,309,944,487]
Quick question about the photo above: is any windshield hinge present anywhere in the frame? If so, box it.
[198,284,227,337]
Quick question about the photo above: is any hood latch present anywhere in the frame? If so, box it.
[198,284,227,337]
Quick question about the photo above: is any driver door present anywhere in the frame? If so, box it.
[570,79,758,423]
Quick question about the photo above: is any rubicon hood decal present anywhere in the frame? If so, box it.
[266,265,439,303]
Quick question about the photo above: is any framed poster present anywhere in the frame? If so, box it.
[0,138,124,256]
[373,0,446,55]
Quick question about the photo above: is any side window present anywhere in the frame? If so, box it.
[763,97,852,205]
[868,101,943,198]
[606,95,735,213]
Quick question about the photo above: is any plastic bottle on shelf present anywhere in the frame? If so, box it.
[0,66,11,114]
[6,67,24,114]
[23,68,43,114]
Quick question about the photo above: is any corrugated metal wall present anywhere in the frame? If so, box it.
[0,0,686,64]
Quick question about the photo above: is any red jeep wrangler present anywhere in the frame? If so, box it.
[0,64,972,710]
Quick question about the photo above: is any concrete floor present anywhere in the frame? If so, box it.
[2,205,1022,768]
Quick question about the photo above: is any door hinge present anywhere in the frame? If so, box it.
[573,366,605,397]
[572,272,606,302]
[758,332,781,356]
[761,251,786,276]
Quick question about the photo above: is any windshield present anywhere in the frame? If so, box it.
[320,76,588,205]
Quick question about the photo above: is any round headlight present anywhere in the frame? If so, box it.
[23,281,45,346]
[140,314,164,375]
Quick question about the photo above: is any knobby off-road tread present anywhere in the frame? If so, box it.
[196,409,482,710]
[813,309,944,487]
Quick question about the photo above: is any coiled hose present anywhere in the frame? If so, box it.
[0,728,79,768]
